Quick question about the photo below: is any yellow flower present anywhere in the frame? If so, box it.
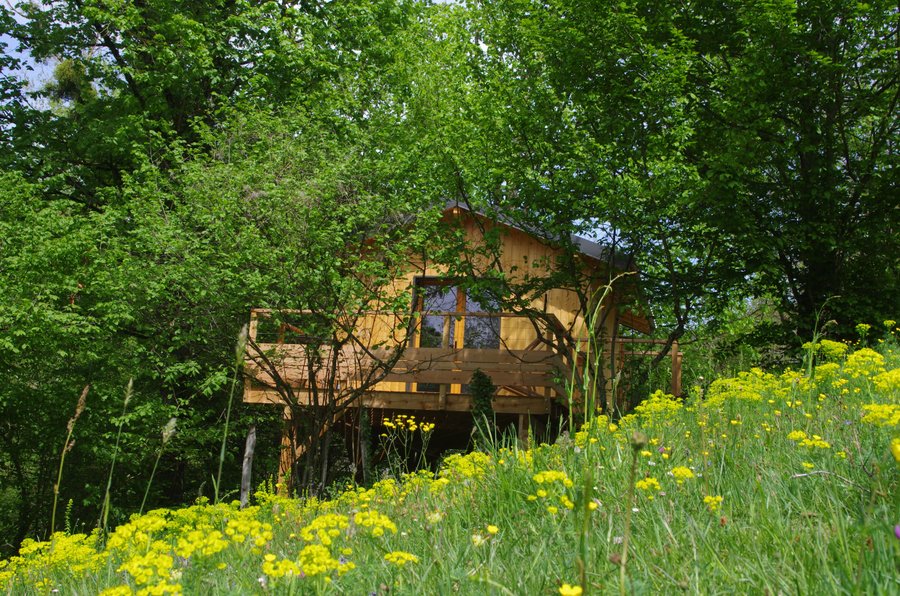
[670,466,695,484]
[533,470,574,487]
[872,368,900,394]
[262,556,300,579]
[297,544,347,577]
[845,348,885,378]
[703,495,724,512]
[861,404,900,427]
[486,525,499,535]
[635,477,661,492]
[798,435,831,449]
[559,583,583,596]
[99,587,134,596]
[384,551,418,566]
[353,510,397,537]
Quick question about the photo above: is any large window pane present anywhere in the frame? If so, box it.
[418,285,457,348]
[463,293,500,349]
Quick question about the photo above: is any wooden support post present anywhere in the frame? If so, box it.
[517,413,529,447]
[277,412,293,496]
[240,424,256,509]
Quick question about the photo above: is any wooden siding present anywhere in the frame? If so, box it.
[243,208,651,415]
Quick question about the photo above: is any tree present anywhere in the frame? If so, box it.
[0,0,426,544]
[681,0,899,338]
[414,0,897,347]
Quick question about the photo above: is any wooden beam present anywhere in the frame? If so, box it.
[243,386,551,414]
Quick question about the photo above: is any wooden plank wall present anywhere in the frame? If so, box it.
[244,207,628,407]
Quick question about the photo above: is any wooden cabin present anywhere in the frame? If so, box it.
[242,203,677,485]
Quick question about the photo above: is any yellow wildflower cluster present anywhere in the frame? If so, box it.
[670,466,695,484]
[440,451,493,481]
[106,511,169,554]
[173,529,228,559]
[117,550,175,586]
[382,413,435,433]
[261,554,300,579]
[844,348,886,378]
[786,430,831,448]
[559,583,584,596]
[631,390,683,426]
[703,495,724,512]
[872,368,900,394]
[299,513,350,545]
[297,543,347,576]
[384,551,419,566]
[0,532,105,591]
[704,368,774,407]
[799,435,831,449]
[861,404,900,427]
[813,362,842,385]
[100,580,183,595]
[528,469,576,512]
[635,477,661,496]
[225,512,273,549]
[533,470,574,487]
[803,339,849,360]
[573,415,614,448]
[353,510,397,537]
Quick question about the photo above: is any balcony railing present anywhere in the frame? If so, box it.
[243,309,568,412]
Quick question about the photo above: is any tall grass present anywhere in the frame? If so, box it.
[139,418,177,516]
[50,385,88,536]
[98,379,132,539]
[214,325,248,504]
[567,274,631,429]
[2,332,898,595]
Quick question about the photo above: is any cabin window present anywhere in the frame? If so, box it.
[413,279,501,350]
[413,279,501,393]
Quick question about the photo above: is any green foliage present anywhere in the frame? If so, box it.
[680,0,900,338]
[0,0,430,547]
[470,369,496,443]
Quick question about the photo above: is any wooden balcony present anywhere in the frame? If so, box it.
[242,309,568,415]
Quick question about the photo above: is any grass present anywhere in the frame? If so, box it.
[1,336,898,595]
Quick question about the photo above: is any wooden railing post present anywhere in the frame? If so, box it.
[438,313,451,409]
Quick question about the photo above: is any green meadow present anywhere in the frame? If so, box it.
[2,334,898,595]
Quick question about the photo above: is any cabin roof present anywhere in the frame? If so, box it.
[442,201,653,334]
[442,201,634,271]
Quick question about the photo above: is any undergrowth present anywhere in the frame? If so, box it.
[1,331,898,595]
